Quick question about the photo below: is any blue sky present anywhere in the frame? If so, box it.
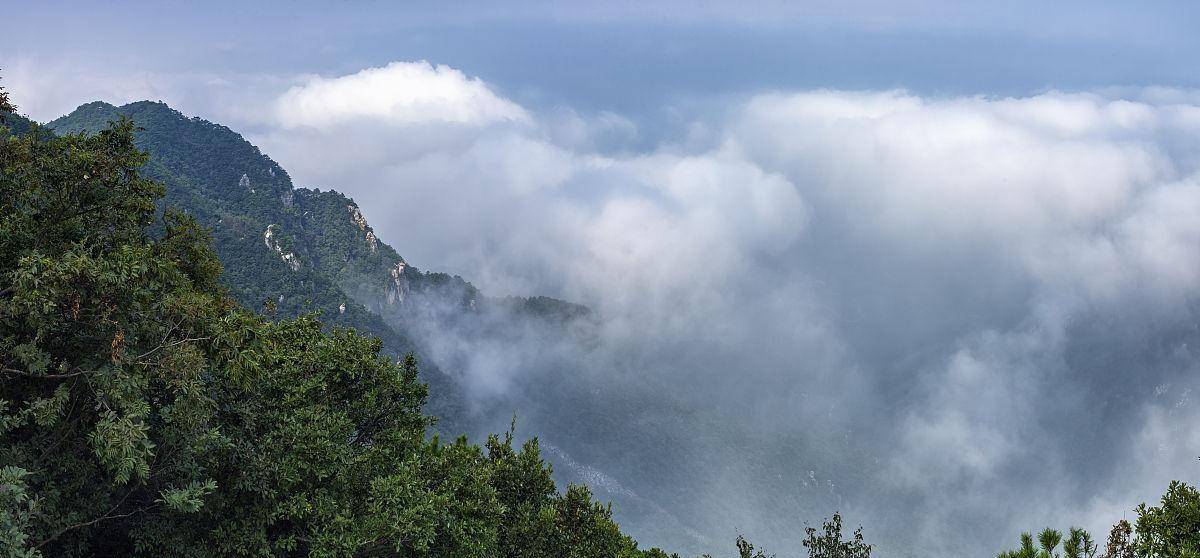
[5,1,1200,120]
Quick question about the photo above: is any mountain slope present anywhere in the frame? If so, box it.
[0,100,679,558]
[47,101,475,419]
[40,100,912,556]
[48,102,380,324]
[1,111,35,136]
[46,101,591,429]
[42,101,797,554]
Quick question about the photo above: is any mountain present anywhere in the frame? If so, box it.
[1,99,683,558]
[40,101,841,555]
[38,100,853,556]
[46,101,591,431]
[47,102,405,335]
[39,100,888,557]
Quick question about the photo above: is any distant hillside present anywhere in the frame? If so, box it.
[1,111,35,136]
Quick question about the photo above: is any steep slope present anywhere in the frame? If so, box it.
[41,100,882,556]
[48,102,372,323]
[39,101,765,553]
[46,101,590,428]
[46,101,474,419]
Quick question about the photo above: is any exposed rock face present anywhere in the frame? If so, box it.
[347,204,378,253]
[280,189,294,208]
[348,204,369,230]
[239,173,253,193]
[338,302,346,314]
[386,262,408,305]
[262,225,276,248]
[263,224,300,271]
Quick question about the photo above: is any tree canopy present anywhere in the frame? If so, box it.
[0,91,670,558]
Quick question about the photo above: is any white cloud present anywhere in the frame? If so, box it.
[2,56,167,122]
[0,55,297,127]
[273,61,528,129]
[735,91,1174,246]
[178,68,1200,555]
[721,90,1200,554]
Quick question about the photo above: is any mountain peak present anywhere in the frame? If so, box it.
[50,100,206,135]
[78,100,117,110]
[47,101,120,134]
[120,99,182,116]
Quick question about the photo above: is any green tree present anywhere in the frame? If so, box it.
[735,535,773,558]
[545,483,640,558]
[486,425,557,558]
[1133,481,1200,558]
[0,106,486,557]
[1039,528,1065,558]
[1103,520,1134,558]
[1000,533,1041,558]
[0,84,673,558]
[483,424,673,558]
[0,79,13,114]
[802,512,872,558]
[701,514,872,558]
[999,528,1096,558]
[1,113,224,556]
[1064,527,1099,558]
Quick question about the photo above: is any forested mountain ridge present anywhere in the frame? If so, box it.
[0,89,688,557]
[45,100,591,427]
[0,111,34,136]
[47,100,416,350]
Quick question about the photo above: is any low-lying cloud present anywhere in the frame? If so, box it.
[247,65,1200,555]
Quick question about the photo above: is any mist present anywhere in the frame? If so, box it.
[190,64,1197,556]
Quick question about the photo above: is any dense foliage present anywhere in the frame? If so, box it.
[997,481,1200,558]
[0,93,673,557]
